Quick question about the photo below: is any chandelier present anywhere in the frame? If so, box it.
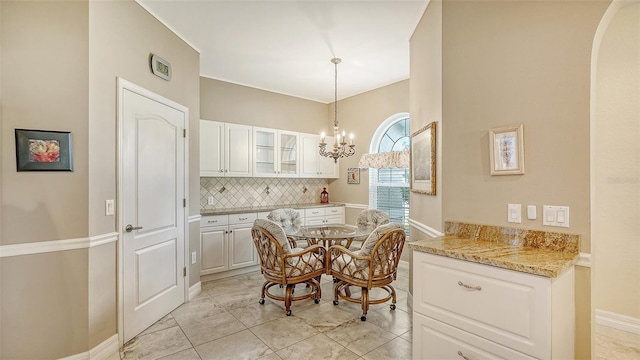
[319,58,355,163]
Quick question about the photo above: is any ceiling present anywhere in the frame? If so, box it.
[136,0,428,103]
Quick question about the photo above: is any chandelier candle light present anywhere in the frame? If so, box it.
[319,58,355,163]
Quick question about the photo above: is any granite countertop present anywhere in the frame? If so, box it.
[408,221,580,278]
[200,202,345,216]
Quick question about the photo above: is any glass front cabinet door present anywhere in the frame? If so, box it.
[253,127,299,177]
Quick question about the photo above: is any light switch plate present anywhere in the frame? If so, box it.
[207,196,214,205]
[508,204,522,223]
[543,205,570,227]
[105,200,115,216]
[527,205,537,220]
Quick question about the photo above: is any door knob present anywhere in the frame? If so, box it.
[125,224,143,232]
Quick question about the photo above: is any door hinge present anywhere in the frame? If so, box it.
[183,267,187,277]
[183,198,186,208]
[183,129,186,138]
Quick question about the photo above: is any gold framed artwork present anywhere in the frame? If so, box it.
[347,168,360,184]
[489,124,524,175]
[410,122,436,195]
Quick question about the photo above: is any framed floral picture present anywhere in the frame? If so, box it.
[15,129,73,171]
[410,121,436,195]
[347,168,360,184]
[489,124,524,175]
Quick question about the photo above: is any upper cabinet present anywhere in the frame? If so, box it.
[253,127,299,177]
[299,132,339,179]
[200,120,252,177]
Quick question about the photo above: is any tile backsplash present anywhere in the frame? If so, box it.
[200,177,330,211]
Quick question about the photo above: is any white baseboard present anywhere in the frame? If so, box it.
[596,309,640,334]
[57,334,119,360]
[189,281,202,301]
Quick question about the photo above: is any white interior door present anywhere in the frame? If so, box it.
[119,79,187,344]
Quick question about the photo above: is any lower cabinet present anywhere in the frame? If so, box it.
[200,213,257,275]
[412,251,575,360]
[304,206,344,226]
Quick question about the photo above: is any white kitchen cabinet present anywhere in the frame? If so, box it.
[304,206,344,226]
[299,132,338,178]
[200,212,257,275]
[200,215,229,274]
[253,127,299,177]
[200,120,252,177]
[412,251,575,360]
[228,213,258,269]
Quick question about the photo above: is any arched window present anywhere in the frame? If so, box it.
[369,113,410,234]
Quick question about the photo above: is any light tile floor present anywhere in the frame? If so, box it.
[120,261,412,360]
[595,323,640,360]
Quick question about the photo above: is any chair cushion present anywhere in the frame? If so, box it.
[253,218,294,255]
[356,209,390,232]
[267,208,303,235]
[356,223,404,258]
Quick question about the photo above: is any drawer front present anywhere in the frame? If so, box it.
[257,211,270,220]
[325,215,344,225]
[413,313,536,360]
[413,252,550,358]
[325,206,344,216]
[229,212,257,225]
[201,215,228,227]
[305,208,326,217]
[305,217,326,226]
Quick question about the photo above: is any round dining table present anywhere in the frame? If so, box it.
[289,224,371,249]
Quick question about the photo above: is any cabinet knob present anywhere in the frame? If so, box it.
[220,169,224,173]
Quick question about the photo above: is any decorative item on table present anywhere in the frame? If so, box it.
[318,58,356,163]
[410,121,436,195]
[15,129,73,172]
[489,124,524,175]
[320,187,329,203]
[347,168,360,184]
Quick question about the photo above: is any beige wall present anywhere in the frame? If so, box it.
[1,1,90,358]
[88,0,200,296]
[1,0,200,357]
[327,80,410,210]
[593,2,640,319]
[201,77,327,133]
[410,0,443,236]
[410,0,610,358]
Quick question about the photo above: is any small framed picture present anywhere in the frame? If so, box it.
[489,124,524,175]
[15,129,73,171]
[347,168,360,184]
[410,121,436,195]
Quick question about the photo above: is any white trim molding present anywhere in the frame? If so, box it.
[596,309,640,334]
[576,252,591,267]
[408,218,444,238]
[189,281,202,301]
[343,203,368,210]
[1,232,119,258]
[90,232,118,248]
[189,214,202,223]
[57,334,119,360]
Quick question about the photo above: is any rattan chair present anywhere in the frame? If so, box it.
[346,209,390,250]
[251,219,326,316]
[326,223,405,321]
[267,208,307,248]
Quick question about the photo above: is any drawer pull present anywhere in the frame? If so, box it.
[238,217,247,221]
[458,281,481,291]
[457,351,475,360]
[207,220,218,223]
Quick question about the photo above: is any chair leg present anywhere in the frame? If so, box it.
[284,284,294,316]
[390,284,397,310]
[360,287,369,321]
[259,281,268,305]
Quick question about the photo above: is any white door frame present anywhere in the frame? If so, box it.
[116,78,190,346]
